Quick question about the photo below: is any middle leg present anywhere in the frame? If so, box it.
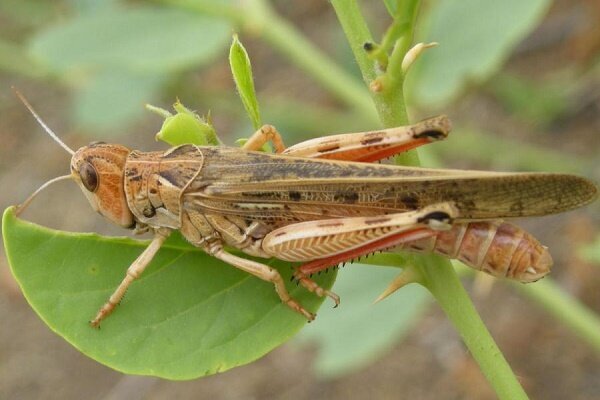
[207,242,316,321]
[242,124,286,153]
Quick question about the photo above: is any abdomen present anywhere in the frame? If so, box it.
[397,221,552,282]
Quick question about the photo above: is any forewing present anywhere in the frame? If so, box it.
[185,148,598,222]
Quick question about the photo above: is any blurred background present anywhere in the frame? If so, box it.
[1,0,599,399]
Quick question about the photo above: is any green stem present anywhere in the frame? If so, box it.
[391,0,421,62]
[331,1,527,398]
[330,0,418,166]
[419,257,529,399]
[330,0,408,125]
[514,279,600,353]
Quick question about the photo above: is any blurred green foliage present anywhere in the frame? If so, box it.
[490,73,568,126]
[24,5,231,133]
[408,0,551,107]
[296,264,430,377]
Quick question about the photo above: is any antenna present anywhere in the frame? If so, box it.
[12,87,75,155]
[15,174,73,216]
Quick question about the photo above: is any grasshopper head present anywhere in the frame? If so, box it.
[71,143,135,228]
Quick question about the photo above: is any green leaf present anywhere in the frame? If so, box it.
[297,264,430,377]
[152,101,220,146]
[29,7,231,74]
[2,207,335,379]
[229,35,262,130]
[72,70,164,134]
[408,0,552,107]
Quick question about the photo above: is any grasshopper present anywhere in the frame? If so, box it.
[13,91,598,327]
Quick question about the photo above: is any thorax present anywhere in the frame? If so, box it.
[123,145,205,229]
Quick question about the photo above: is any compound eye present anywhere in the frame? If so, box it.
[79,162,99,192]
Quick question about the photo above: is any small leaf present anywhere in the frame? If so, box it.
[2,207,335,379]
[153,101,220,146]
[229,34,262,130]
[297,264,430,377]
[29,7,231,74]
[408,0,552,107]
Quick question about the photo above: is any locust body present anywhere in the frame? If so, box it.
[13,97,598,326]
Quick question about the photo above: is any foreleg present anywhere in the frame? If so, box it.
[90,228,171,328]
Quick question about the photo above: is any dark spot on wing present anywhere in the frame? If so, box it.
[401,195,419,209]
[289,191,302,201]
[334,191,359,203]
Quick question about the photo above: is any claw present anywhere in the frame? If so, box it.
[327,290,341,307]
[285,298,316,321]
